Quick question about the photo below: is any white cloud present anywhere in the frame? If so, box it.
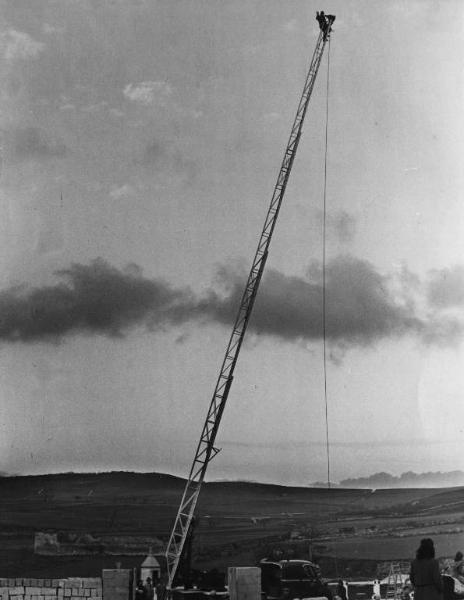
[1,29,45,62]
[189,109,203,119]
[109,184,136,200]
[109,108,125,118]
[42,23,65,35]
[284,19,298,32]
[123,81,173,106]
[82,101,108,113]
[263,112,281,122]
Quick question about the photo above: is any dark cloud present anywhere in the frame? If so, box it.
[0,256,462,348]
[141,140,165,164]
[0,259,190,342]
[195,256,423,346]
[427,265,464,308]
[315,210,357,244]
[136,139,197,182]
[419,315,464,348]
[7,126,67,160]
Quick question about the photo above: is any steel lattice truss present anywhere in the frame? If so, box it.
[165,18,334,591]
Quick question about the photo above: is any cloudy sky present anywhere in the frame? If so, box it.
[0,0,463,486]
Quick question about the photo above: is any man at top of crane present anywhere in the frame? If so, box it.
[316,11,335,40]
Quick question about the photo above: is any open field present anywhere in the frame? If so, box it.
[0,472,463,578]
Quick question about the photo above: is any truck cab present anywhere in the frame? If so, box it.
[259,559,332,600]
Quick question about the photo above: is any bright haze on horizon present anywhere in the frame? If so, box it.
[0,0,463,486]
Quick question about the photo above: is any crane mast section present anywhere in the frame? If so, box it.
[165,22,333,591]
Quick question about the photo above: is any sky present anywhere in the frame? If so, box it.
[0,0,463,487]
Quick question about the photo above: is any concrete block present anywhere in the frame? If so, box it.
[11,595,24,600]
[52,582,61,589]
[25,595,31,600]
[78,591,85,597]
[16,580,24,586]
[43,589,56,596]
[67,582,82,589]
[228,567,261,600]
[26,588,42,595]
[64,590,71,597]
[37,582,44,588]
[9,588,25,595]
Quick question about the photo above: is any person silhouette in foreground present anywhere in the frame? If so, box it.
[452,551,464,583]
[144,578,154,600]
[410,538,443,600]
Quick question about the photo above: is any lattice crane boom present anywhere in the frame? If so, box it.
[165,13,335,592]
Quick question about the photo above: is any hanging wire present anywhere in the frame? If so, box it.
[322,35,332,490]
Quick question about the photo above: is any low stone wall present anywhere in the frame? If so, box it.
[0,578,103,600]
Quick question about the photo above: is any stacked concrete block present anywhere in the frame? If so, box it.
[228,567,261,600]
[0,579,102,600]
[61,578,102,600]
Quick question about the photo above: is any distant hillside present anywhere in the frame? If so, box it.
[1,470,464,578]
[310,470,464,489]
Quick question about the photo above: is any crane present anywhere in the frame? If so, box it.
[165,12,336,594]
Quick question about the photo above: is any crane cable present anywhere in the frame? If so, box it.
[322,34,331,490]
